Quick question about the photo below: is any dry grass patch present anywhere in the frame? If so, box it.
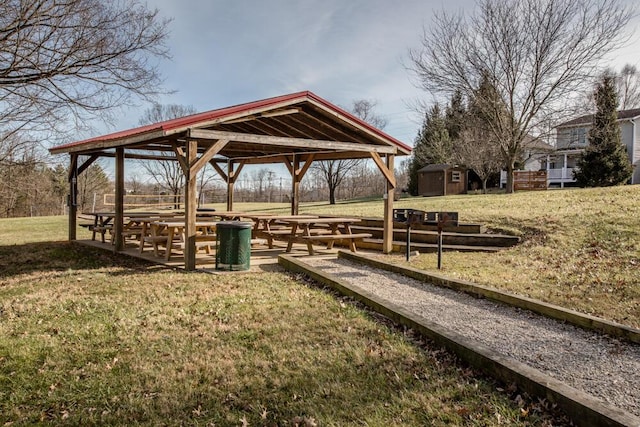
[298,186,639,328]
[0,219,564,425]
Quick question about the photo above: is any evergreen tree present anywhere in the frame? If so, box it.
[574,74,633,187]
[456,79,504,193]
[407,104,451,195]
[445,90,466,142]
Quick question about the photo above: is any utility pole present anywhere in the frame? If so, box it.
[267,171,275,203]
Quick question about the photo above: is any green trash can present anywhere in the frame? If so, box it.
[215,221,252,271]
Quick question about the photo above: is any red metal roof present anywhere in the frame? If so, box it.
[51,91,411,153]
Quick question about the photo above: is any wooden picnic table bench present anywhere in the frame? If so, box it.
[150,220,219,261]
[274,216,371,255]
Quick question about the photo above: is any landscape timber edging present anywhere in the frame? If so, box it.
[337,250,640,345]
[278,254,640,427]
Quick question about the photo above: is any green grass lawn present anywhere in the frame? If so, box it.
[0,216,562,424]
[294,186,639,329]
[214,186,639,328]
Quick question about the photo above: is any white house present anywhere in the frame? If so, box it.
[546,108,640,187]
[499,137,554,188]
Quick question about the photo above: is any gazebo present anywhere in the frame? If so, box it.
[49,91,412,270]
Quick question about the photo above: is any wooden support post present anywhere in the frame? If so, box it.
[383,154,395,254]
[291,155,300,215]
[226,161,234,212]
[184,140,198,271]
[114,148,125,251]
[68,154,78,241]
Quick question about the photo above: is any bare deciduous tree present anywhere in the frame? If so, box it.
[0,0,170,143]
[314,99,387,204]
[457,128,503,193]
[616,64,640,109]
[249,168,271,201]
[351,100,388,129]
[77,163,110,212]
[409,0,634,193]
[138,104,197,207]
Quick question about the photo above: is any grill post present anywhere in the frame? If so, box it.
[406,223,411,261]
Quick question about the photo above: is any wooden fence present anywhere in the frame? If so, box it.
[103,193,181,209]
[514,171,547,191]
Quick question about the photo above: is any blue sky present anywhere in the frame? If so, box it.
[102,0,639,147]
[107,0,473,146]
[92,0,639,183]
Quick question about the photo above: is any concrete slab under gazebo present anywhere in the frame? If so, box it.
[49,91,412,270]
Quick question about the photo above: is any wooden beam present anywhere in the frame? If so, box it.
[297,153,315,181]
[281,156,293,175]
[383,154,395,254]
[370,152,396,188]
[184,140,198,271]
[291,155,300,215]
[227,120,290,138]
[114,148,125,252]
[226,161,234,211]
[68,154,78,241]
[98,152,182,162]
[209,160,228,181]
[269,116,318,139]
[190,139,229,175]
[77,154,100,176]
[171,142,189,175]
[187,129,397,154]
[307,99,411,155]
[286,113,356,142]
[230,161,245,184]
[49,129,167,154]
[221,108,300,124]
[229,150,375,164]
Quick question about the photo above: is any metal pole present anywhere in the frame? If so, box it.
[406,224,411,261]
[437,229,443,269]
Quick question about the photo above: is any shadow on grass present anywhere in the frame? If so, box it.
[0,241,169,279]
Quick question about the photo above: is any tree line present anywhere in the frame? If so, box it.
[407,0,635,193]
[1,0,637,218]
[406,63,639,194]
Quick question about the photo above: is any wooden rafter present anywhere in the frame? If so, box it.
[190,139,229,175]
[297,153,315,180]
[281,156,293,175]
[269,116,318,140]
[230,161,245,183]
[187,129,396,154]
[221,108,301,125]
[68,154,78,182]
[209,161,228,181]
[77,154,100,176]
[284,114,346,142]
[170,142,189,175]
[370,152,396,188]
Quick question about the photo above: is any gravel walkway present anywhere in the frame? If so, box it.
[304,256,640,417]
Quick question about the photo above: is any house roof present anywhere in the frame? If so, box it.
[557,108,640,128]
[522,136,554,152]
[49,91,411,161]
[417,163,462,172]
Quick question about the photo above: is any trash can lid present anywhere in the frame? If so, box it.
[216,220,253,229]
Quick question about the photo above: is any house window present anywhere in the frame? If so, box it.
[569,127,587,147]
[451,170,461,182]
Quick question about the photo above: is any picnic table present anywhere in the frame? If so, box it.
[149,219,219,261]
[239,213,318,245]
[274,216,371,255]
[85,211,183,243]
[211,211,247,221]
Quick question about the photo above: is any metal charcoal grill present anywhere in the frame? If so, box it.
[392,209,459,268]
